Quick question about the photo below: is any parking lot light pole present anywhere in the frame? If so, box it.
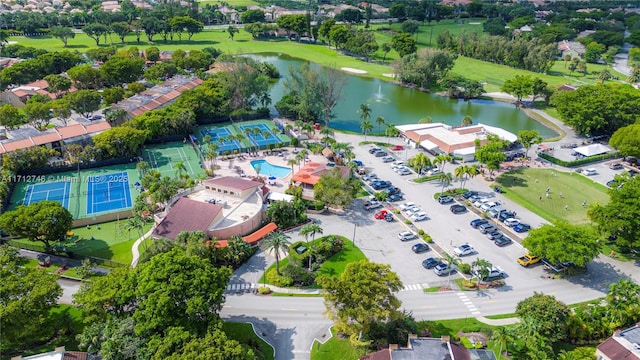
[352,223,357,248]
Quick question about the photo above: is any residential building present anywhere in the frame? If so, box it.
[1,78,77,108]
[596,323,640,360]
[0,121,111,155]
[361,334,497,360]
[10,346,88,360]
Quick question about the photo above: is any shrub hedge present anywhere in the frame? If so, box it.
[538,151,620,167]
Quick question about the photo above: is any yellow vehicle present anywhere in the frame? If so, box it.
[517,253,541,267]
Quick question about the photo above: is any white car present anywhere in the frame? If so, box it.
[399,202,416,212]
[397,168,412,176]
[398,231,417,241]
[427,169,442,176]
[584,168,597,176]
[473,198,489,208]
[406,207,423,216]
[504,218,520,227]
[411,211,428,221]
[362,174,378,182]
[391,160,405,168]
[481,201,500,211]
[454,244,475,256]
[381,156,395,163]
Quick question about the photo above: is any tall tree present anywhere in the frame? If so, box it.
[517,129,542,158]
[360,119,373,140]
[50,25,75,47]
[474,135,508,179]
[83,23,109,45]
[299,223,323,268]
[0,103,24,130]
[0,201,73,248]
[391,32,417,57]
[0,247,62,353]
[313,167,359,208]
[359,103,371,122]
[375,116,385,134]
[589,175,640,248]
[522,221,600,267]
[516,292,570,342]
[65,90,102,117]
[501,75,533,104]
[438,172,453,195]
[262,231,291,275]
[317,261,403,341]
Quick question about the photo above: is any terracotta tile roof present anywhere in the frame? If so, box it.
[32,132,62,145]
[63,351,89,360]
[0,143,6,154]
[2,138,35,152]
[216,222,278,248]
[597,337,640,360]
[85,121,111,133]
[359,349,391,360]
[291,162,349,186]
[153,197,223,240]
[57,124,87,139]
[12,89,33,98]
[204,176,263,191]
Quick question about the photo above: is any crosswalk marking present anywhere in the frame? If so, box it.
[400,283,430,291]
[457,292,482,316]
[226,282,256,291]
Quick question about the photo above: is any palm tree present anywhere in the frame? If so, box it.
[287,158,297,173]
[302,122,314,139]
[438,172,453,195]
[442,253,460,288]
[375,116,385,134]
[203,134,212,144]
[252,126,261,144]
[434,154,453,172]
[408,153,432,175]
[454,165,467,189]
[461,115,472,126]
[460,164,479,190]
[294,119,303,133]
[598,68,611,84]
[419,116,432,124]
[173,160,188,179]
[263,231,291,275]
[136,160,150,178]
[320,127,334,147]
[284,124,293,135]
[628,65,640,84]
[299,223,323,268]
[235,133,246,153]
[359,103,371,122]
[471,258,492,282]
[243,128,253,152]
[360,120,373,140]
[124,215,145,239]
[299,149,309,165]
[492,325,513,358]
[385,123,399,144]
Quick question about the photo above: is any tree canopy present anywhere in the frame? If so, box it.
[0,201,73,248]
[0,246,62,353]
[589,175,640,248]
[474,134,508,179]
[610,124,640,158]
[521,221,600,267]
[313,167,359,207]
[317,260,403,341]
[550,84,640,136]
[516,292,570,342]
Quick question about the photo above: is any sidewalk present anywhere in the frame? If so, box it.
[19,249,111,275]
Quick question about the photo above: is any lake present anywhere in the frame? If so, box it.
[252,53,556,138]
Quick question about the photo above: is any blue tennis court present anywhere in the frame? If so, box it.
[23,181,71,209]
[238,124,282,148]
[200,127,241,152]
[86,172,132,215]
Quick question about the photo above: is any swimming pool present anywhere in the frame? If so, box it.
[250,159,291,178]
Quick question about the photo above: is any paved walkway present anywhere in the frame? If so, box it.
[130,228,154,268]
[18,249,110,275]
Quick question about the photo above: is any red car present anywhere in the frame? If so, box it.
[374,209,389,219]
[392,145,404,151]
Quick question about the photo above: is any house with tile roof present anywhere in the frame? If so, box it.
[1,78,77,108]
[0,121,111,155]
[361,334,496,360]
[596,323,640,360]
[10,346,88,360]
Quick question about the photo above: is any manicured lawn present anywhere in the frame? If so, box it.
[10,220,152,266]
[260,236,366,286]
[495,168,609,224]
[222,322,275,360]
[310,328,362,360]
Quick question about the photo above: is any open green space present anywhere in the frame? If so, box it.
[222,322,275,360]
[9,219,152,265]
[495,168,609,225]
[260,236,366,287]
[142,140,205,179]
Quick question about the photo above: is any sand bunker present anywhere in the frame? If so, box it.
[341,67,367,74]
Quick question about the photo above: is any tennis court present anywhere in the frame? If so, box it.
[87,171,132,215]
[143,141,203,178]
[23,181,71,209]
[238,123,282,148]
[200,126,242,152]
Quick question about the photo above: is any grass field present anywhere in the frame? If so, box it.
[495,168,609,224]
[222,322,275,360]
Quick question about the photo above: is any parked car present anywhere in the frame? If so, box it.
[481,201,501,211]
[450,204,467,214]
[399,202,416,212]
[384,214,394,222]
[326,162,336,167]
[498,211,515,222]
[374,209,390,220]
[471,266,505,280]
[486,229,502,240]
[411,243,430,254]
[427,169,441,176]
[473,198,489,208]
[397,168,412,176]
[478,223,496,234]
[438,195,454,204]
[362,174,378,182]
[387,193,404,202]
[398,231,417,241]
[504,218,520,227]
[363,200,383,211]
[384,186,401,195]
[584,168,597,176]
[609,163,623,170]
[382,156,395,163]
[434,263,456,276]
[518,253,541,267]
[368,147,382,154]
[488,207,506,218]
[374,151,388,157]
[513,223,531,233]
[392,160,405,167]
[454,244,475,256]
[494,236,513,247]
[372,181,392,190]
[392,145,404,151]
[351,160,363,167]
[422,258,441,269]
[470,219,489,229]
[462,191,478,199]
[411,211,428,222]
